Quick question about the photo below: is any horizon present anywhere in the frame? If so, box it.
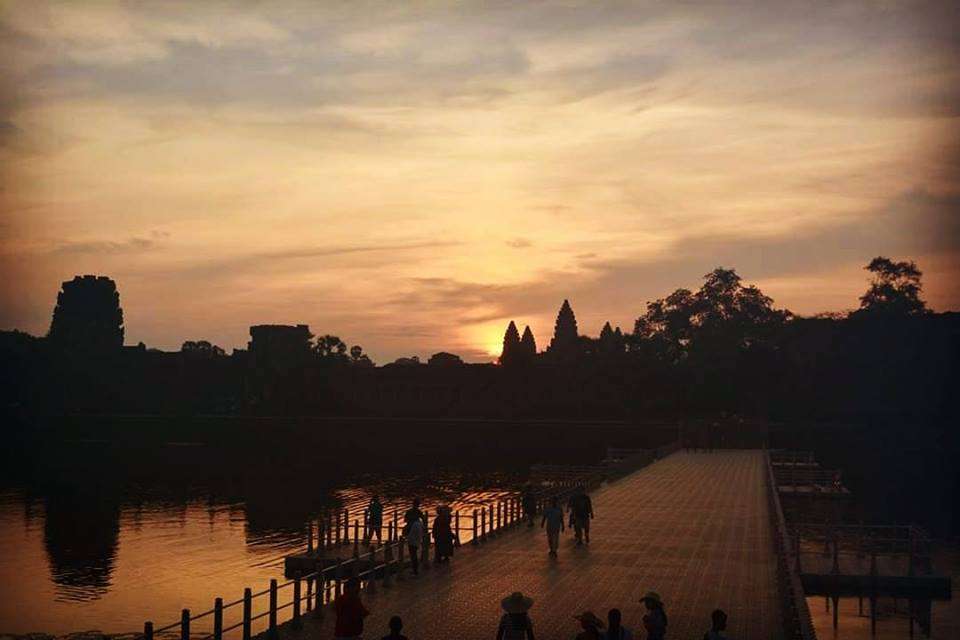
[1,1,959,363]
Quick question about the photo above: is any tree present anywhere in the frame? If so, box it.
[349,344,374,367]
[181,340,226,357]
[428,351,464,366]
[315,335,348,362]
[858,257,928,315]
[500,321,521,366]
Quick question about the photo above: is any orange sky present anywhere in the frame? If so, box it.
[1,1,958,362]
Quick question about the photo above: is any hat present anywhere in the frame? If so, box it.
[574,611,604,628]
[501,592,534,614]
[641,591,663,606]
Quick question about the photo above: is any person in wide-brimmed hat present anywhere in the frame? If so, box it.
[641,591,668,639]
[573,610,604,640]
[497,592,535,639]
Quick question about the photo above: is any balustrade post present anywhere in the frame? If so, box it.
[313,574,324,619]
[307,520,314,554]
[353,520,360,558]
[335,512,341,545]
[455,510,461,546]
[180,609,190,640]
[268,579,278,638]
[480,507,487,541]
[213,598,223,640]
[363,508,369,542]
[242,587,252,640]
[144,622,153,640]
[497,501,502,531]
[335,561,343,598]
[471,509,478,544]
[292,573,302,629]
[344,509,350,544]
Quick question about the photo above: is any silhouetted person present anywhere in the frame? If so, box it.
[573,611,604,640]
[433,506,454,563]
[522,487,537,527]
[334,577,369,640]
[406,513,424,575]
[641,592,667,640]
[497,592,535,640]
[540,496,564,556]
[703,609,728,640]
[568,486,593,545]
[382,615,409,640]
[604,609,633,640]
[404,498,424,531]
[366,493,384,545]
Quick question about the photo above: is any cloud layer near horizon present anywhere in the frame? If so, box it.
[1,1,958,362]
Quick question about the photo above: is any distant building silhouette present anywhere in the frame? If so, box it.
[520,325,537,362]
[598,322,624,355]
[428,351,464,366]
[47,275,124,351]
[547,299,580,359]
[500,321,521,366]
[248,324,312,370]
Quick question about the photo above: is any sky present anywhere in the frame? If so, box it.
[1,1,958,362]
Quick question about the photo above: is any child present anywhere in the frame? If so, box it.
[381,615,409,640]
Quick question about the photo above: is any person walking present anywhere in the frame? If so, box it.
[573,611,604,640]
[640,592,667,640]
[603,609,633,640]
[703,609,728,640]
[404,498,424,530]
[568,486,594,545]
[433,505,455,563]
[522,487,537,527]
[366,493,384,545]
[334,577,369,640]
[405,513,424,575]
[540,496,564,556]
[497,592,535,640]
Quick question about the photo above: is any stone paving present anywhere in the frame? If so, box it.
[278,450,783,639]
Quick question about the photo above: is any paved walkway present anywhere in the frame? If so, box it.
[281,450,783,639]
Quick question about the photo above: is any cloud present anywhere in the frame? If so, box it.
[51,236,159,255]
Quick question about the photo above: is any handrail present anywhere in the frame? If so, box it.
[764,450,818,640]
[139,441,680,640]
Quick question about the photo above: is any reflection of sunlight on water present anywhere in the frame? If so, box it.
[0,472,522,634]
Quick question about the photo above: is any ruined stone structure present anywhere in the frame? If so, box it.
[47,275,124,351]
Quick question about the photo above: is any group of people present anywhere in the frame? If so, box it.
[521,485,594,556]
[336,582,730,640]
[497,591,730,640]
[362,495,457,576]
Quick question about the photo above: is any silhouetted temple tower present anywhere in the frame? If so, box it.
[500,320,521,366]
[48,275,124,351]
[547,299,579,358]
[520,325,537,360]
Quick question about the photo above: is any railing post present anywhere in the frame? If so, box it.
[313,573,324,618]
[214,598,223,640]
[180,609,190,640]
[454,510,461,546]
[144,622,153,640]
[363,508,369,542]
[268,578,278,638]
[353,519,360,558]
[480,507,487,541]
[292,573,302,629]
[242,587,252,640]
[471,509,478,544]
[343,509,350,544]
[307,520,314,553]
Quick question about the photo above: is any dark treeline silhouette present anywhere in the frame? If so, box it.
[1,257,956,422]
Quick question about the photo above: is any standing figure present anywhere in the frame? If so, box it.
[568,486,594,545]
[334,577,369,640]
[540,496,564,556]
[366,493,384,545]
[604,608,634,640]
[497,591,535,640]
[522,487,537,527]
[433,505,455,563]
[573,611,604,640]
[405,513,424,576]
[640,592,668,640]
[703,609,728,640]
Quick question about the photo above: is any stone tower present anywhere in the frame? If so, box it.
[48,275,124,351]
